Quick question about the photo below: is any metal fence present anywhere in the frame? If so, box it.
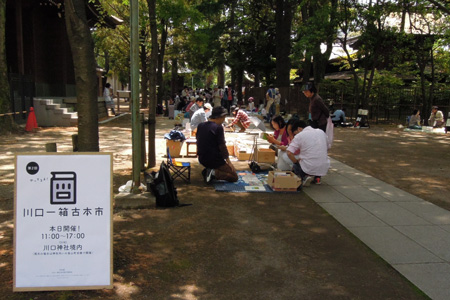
[248,85,450,124]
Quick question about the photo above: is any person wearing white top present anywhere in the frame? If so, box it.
[212,86,222,107]
[276,119,299,171]
[428,106,445,128]
[190,103,212,136]
[287,119,330,186]
[103,83,115,116]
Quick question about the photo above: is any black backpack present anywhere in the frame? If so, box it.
[146,161,179,208]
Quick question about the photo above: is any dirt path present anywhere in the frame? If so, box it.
[329,126,450,211]
[0,116,436,299]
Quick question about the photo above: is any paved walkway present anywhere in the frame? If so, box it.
[305,158,450,300]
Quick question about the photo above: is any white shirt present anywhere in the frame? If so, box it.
[213,89,222,99]
[190,108,208,131]
[103,87,112,102]
[287,126,330,176]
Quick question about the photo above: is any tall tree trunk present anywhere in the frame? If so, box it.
[171,58,178,97]
[0,0,12,133]
[400,0,407,32]
[340,0,360,106]
[102,49,110,88]
[312,0,337,84]
[429,47,435,112]
[415,36,434,123]
[157,20,168,106]
[147,0,157,167]
[341,34,360,107]
[227,0,237,89]
[312,51,326,84]
[302,53,312,85]
[364,64,376,109]
[300,5,311,85]
[418,60,427,123]
[275,0,294,87]
[231,69,236,92]
[64,0,99,151]
[236,68,243,103]
[163,60,169,116]
[140,42,148,108]
[254,70,260,88]
[361,68,368,107]
[362,48,379,109]
[217,63,225,88]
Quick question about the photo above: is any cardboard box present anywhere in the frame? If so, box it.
[234,143,252,161]
[257,148,275,163]
[237,152,251,161]
[166,139,183,158]
[226,144,235,156]
[267,171,301,191]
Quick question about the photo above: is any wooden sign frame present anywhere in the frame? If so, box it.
[13,153,113,291]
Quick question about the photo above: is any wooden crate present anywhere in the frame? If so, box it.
[256,148,275,163]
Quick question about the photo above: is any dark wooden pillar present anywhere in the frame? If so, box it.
[15,0,24,74]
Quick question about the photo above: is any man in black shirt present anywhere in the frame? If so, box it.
[303,82,329,132]
[197,106,238,183]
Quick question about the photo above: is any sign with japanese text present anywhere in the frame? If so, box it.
[14,153,113,291]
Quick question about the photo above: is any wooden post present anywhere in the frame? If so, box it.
[131,0,141,193]
[116,92,120,113]
[72,134,78,152]
[141,113,146,170]
[45,143,57,152]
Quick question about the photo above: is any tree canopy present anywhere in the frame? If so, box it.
[92,0,448,96]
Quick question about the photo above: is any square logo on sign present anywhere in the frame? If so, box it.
[50,172,77,204]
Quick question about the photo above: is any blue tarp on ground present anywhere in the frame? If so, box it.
[213,171,273,193]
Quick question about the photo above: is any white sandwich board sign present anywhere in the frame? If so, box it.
[14,153,113,291]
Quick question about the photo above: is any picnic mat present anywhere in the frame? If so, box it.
[214,171,273,193]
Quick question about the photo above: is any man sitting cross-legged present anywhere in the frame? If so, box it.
[197,106,239,184]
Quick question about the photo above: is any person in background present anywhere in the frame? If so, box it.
[212,86,222,107]
[177,96,186,111]
[276,118,300,171]
[226,106,251,133]
[260,106,267,118]
[189,97,204,119]
[190,103,212,136]
[185,96,195,112]
[223,84,235,115]
[287,119,330,187]
[265,84,276,121]
[408,109,422,130]
[204,89,212,103]
[174,93,180,109]
[428,106,445,128]
[274,88,281,115]
[266,115,289,147]
[247,96,255,111]
[103,83,116,116]
[331,108,346,126]
[302,82,329,132]
[181,86,189,98]
[197,106,238,184]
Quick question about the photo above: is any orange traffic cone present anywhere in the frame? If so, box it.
[25,107,38,132]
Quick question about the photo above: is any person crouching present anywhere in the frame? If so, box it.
[287,119,330,187]
[226,106,251,133]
